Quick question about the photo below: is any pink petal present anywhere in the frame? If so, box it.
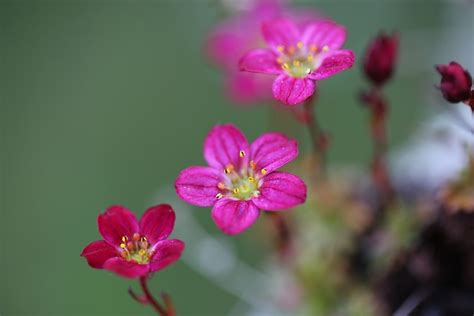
[253,172,307,210]
[98,206,139,246]
[175,166,221,207]
[262,18,299,52]
[250,132,298,173]
[204,124,250,170]
[81,240,117,269]
[206,31,244,69]
[309,50,355,80]
[211,199,260,235]
[139,204,176,245]
[226,72,274,104]
[103,257,149,279]
[272,75,315,106]
[239,49,282,75]
[301,20,347,50]
[149,239,185,273]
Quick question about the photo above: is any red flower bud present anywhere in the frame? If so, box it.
[436,61,472,103]
[363,32,398,86]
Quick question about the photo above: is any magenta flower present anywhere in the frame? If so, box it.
[175,124,307,235]
[239,17,355,106]
[207,0,319,104]
[81,205,185,279]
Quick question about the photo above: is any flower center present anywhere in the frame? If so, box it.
[215,150,265,201]
[276,42,329,78]
[119,233,153,264]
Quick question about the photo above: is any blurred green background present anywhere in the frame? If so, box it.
[1,0,471,315]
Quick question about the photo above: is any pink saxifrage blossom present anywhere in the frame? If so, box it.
[206,0,319,104]
[81,205,185,279]
[239,17,355,106]
[175,124,307,235]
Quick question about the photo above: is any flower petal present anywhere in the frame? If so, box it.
[81,240,117,269]
[272,75,315,106]
[262,18,299,52]
[250,132,298,174]
[226,72,274,104]
[98,206,139,246]
[239,49,281,75]
[149,239,185,273]
[253,172,307,210]
[103,257,149,279]
[301,20,347,50]
[140,204,176,245]
[175,166,221,207]
[204,124,250,170]
[309,50,355,80]
[211,199,260,235]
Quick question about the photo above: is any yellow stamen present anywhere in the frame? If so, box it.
[224,164,234,174]
[277,45,284,52]
[297,41,304,49]
[216,193,223,199]
[261,168,267,175]
[282,63,289,70]
[140,237,147,242]
[239,150,246,158]
[307,54,314,62]
[120,243,126,249]
[217,182,226,190]
[139,249,146,256]
[293,60,300,67]
[322,45,329,52]
[249,161,256,169]
[248,176,255,182]
[121,236,128,243]
[233,188,240,194]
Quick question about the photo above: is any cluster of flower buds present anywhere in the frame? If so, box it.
[436,62,474,111]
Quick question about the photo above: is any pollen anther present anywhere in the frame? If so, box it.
[239,150,246,158]
[261,168,267,175]
[216,193,223,199]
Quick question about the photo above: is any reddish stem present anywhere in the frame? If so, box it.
[139,276,172,316]
[302,94,328,178]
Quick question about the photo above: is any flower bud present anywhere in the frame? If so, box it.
[363,32,398,86]
[436,62,472,103]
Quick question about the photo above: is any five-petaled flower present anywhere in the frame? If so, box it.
[175,124,307,235]
[436,62,473,105]
[239,17,355,106]
[81,205,185,279]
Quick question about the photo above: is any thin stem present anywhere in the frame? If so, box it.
[139,276,168,316]
[303,94,327,178]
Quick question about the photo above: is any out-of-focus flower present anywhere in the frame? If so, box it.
[81,205,185,278]
[239,17,355,106]
[390,106,474,201]
[436,62,473,104]
[206,0,318,104]
[363,32,398,86]
[441,155,474,213]
[175,124,307,235]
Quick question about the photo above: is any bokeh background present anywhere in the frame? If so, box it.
[1,0,473,315]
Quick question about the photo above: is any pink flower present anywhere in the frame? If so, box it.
[239,17,355,106]
[436,62,473,104]
[206,0,319,104]
[81,205,185,279]
[175,124,307,235]
[363,32,398,86]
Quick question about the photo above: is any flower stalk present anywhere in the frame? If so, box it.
[139,276,175,316]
